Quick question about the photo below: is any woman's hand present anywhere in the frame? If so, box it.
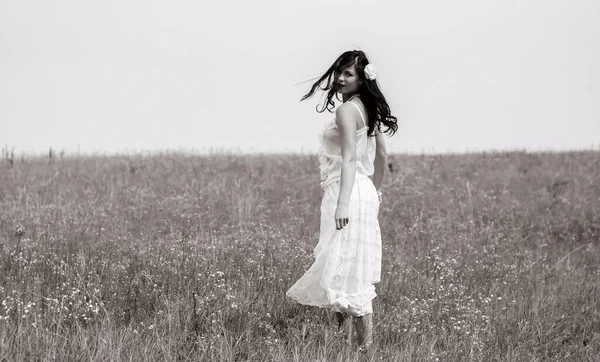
[335,204,349,230]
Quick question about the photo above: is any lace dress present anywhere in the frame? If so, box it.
[286,98,382,316]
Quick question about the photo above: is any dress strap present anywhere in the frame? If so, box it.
[348,100,367,128]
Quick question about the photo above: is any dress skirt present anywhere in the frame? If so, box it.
[286,174,382,316]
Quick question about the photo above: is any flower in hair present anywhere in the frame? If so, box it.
[364,64,378,80]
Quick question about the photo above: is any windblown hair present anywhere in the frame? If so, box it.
[301,50,398,137]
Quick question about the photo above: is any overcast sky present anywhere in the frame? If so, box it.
[1,0,598,155]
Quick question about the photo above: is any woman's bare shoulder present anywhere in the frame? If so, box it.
[335,102,363,129]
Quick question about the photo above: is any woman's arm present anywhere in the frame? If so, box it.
[334,104,358,230]
[372,126,387,193]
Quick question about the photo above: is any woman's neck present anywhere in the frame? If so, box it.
[343,93,359,103]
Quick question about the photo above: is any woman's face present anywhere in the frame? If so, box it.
[335,64,362,95]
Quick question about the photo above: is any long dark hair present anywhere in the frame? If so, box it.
[301,50,398,137]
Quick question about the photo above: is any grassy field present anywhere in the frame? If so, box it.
[0,151,599,361]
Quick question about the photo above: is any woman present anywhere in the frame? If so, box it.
[286,50,398,348]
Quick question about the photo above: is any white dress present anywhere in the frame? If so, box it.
[286,99,382,317]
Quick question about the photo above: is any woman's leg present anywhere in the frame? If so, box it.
[335,312,346,330]
[354,313,373,347]
[335,312,354,344]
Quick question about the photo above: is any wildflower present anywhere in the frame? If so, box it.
[15,226,24,237]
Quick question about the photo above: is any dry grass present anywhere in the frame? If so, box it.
[0,151,599,361]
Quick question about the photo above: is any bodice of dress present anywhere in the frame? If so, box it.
[318,100,376,189]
